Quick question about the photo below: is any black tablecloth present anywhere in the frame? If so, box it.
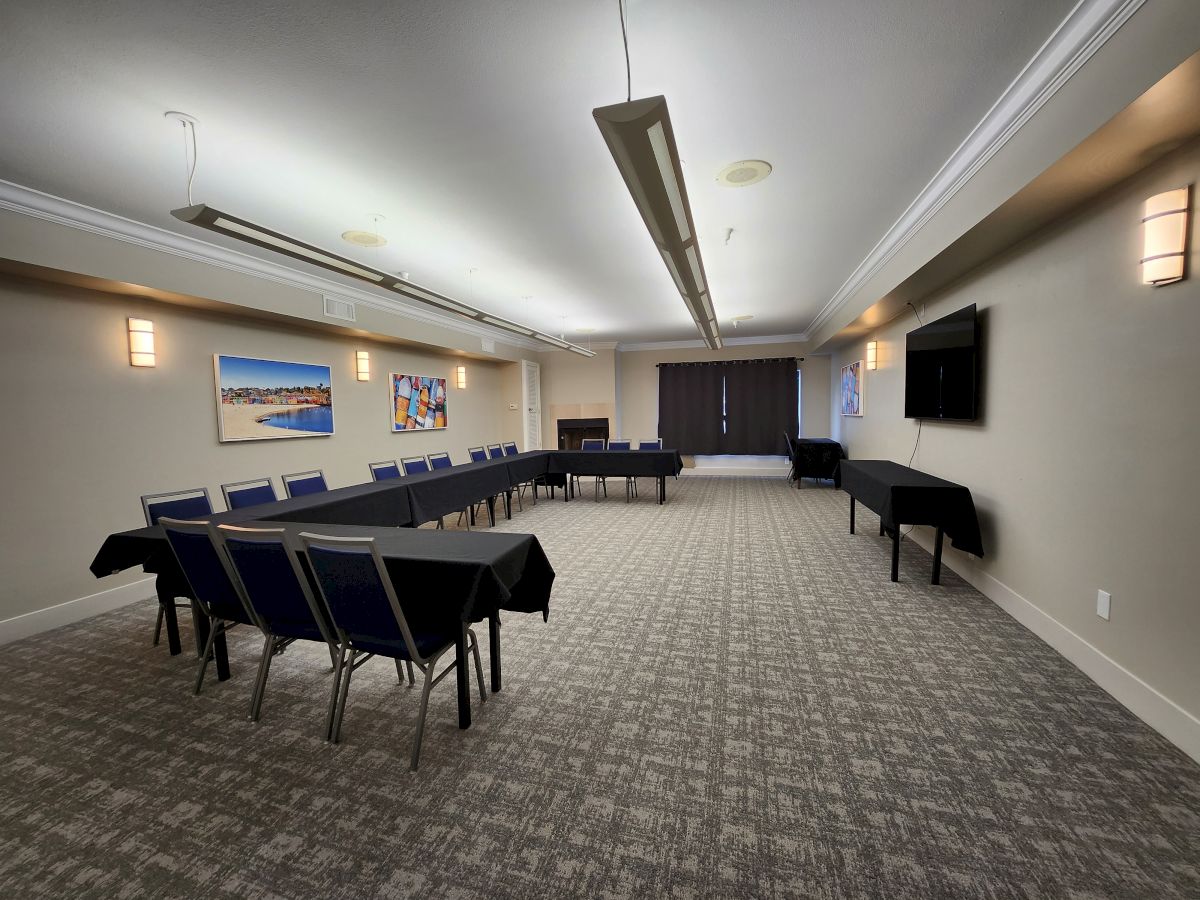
[401,456,518,526]
[547,450,684,477]
[792,438,845,483]
[838,460,984,557]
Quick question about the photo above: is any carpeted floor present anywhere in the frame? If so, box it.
[0,477,1197,898]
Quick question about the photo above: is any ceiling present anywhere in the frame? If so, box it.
[0,0,1077,344]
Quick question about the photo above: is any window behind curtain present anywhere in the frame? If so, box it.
[658,364,725,454]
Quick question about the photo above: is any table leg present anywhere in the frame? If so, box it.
[504,490,512,519]
[214,627,231,682]
[489,613,502,693]
[469,504,477,527]
[932,527,945,585]
[456,624,471,729]
[156,577,182,656]
[891,527,900,582]
[190,598,209,658]
[486,496,496,527]
[849,497,856,534]
[880,521,885,537]
[658,475,665,504]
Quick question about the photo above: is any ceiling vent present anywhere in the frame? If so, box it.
[323,295,356,322]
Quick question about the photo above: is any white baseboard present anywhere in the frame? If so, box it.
[0,577,156,647]
[906,529,1200,764]
[681,468,791,477]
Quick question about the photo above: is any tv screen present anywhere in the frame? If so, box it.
[904,304,979,420]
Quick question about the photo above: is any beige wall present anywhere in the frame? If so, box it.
[536,348,617,448]
[615,342,832,444]
[0,275,514,620]
[829,139,1200,725]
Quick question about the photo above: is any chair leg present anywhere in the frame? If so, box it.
[394,658,405,684]
[153,604,165,646]
[331,648,358,744]
[324,645,348,741]
[467,628,487,703]
[193,617,221,695]
[250,634,275,721]
[410,655,440,771]
[406,660,415,685]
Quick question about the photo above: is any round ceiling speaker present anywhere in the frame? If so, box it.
[341,230,387,248]
[716,160,773,187]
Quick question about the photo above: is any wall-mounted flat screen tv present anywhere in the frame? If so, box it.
[904,303,979,420]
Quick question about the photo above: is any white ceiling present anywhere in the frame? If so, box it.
[0,0,1077,343]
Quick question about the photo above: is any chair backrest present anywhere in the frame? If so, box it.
[427,452,453,470]
[369,460,401,481]
[141,488,213,526]
[221,477,277,511]
[159,517,253,624]
[502,442,519,456]
[467,446,488,463]
[637,439,663,450]
[299,533,427,663]
[283,470,328,498]
[401,456,430,475]
[486,444,505,459]
[783,432,798,458]
[216,525,336,645]
[580,438,605,450]
[607,439,631,451]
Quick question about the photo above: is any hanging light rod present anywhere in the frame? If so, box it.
[169,204,596,356]
[593,95,722,350]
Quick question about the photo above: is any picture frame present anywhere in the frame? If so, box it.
[214,354,334,442]
[391,373,448,431]
[840,360,864,417]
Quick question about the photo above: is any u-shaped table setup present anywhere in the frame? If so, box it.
[90,449,683,729]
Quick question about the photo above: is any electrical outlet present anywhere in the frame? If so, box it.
[1096,589,1111,621]
[508,402,517,410]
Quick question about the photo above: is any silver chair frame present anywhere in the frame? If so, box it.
[400,456,431,475]
[282,469,327,498]
[369,460,401,481]
[140,487,212,647]
[220,477,276,510]
[299,532,486,771]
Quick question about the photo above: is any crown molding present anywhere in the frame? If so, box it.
[617,332,807,352]
[0,179,546,352]
[804,0,1147,338]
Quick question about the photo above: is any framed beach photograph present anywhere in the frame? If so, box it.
[214,354,334,442]
[391,373,447,431]
[840,360,864,416]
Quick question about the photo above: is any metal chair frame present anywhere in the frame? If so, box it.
[282,469,328,498]
[368,460,402,481]
[140,487,213,647]
[400,456,431,475]
[220,477,277,511]
[299,532,486,770]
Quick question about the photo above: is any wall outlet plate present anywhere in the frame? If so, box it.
[1097,589,1111,621]
[508,403,517,410]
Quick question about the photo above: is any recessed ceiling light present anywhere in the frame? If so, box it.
[342,230,387,248]
[716,160,772,187]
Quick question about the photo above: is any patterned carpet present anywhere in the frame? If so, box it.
[1,477,1197,898]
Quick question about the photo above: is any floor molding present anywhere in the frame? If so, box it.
[906,529,1200,764]
[0,577,156,647]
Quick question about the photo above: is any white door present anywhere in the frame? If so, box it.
[521,359,542,450]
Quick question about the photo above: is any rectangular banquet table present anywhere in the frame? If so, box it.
[547,450,684,503]
[91,520,555,729]
[838,459,984,584]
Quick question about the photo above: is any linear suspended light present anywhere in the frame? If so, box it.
[593,95,721,350]
[170,204,596,357]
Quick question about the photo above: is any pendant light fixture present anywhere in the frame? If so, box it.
[592,3,721,350]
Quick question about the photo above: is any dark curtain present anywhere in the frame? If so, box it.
[658,364,724,454]
[722,358,798,455]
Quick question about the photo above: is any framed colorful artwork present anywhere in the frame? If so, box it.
[391,373,448,431]
[840,360,864,416]
[214,354,334,442]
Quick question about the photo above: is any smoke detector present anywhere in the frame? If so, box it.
[717,160,772,187]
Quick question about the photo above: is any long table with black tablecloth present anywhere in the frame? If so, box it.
[547,450,684,503]
[838,459,984,584]
[790,438,846,486]
[91,519,554,729]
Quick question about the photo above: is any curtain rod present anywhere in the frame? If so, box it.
[656,357,800,368]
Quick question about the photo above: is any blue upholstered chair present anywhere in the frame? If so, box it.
[500,442,536,508]
[606,440,634,501]
[427,452,453,470]
[140,487,213,647]
[486,444,505,459]
[159,517,257,694]
[577,438,606,498]
[282,470,328,498]
[637,438,663,450]
[467,446,488,463]
[216,524,350,734]
[299,533,486,770]
[502,442,519,456]
[607,439,631,451]
[369,460,401,481]
[221,477,277,511]
[401,456,430,476]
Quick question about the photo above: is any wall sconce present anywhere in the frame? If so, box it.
[128,317,155,367]
[866,341,878,370]
[355,350,370,381]
[455,365,467,389]
[1142,187,1189,286]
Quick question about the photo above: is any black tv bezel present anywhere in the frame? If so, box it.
[903,303,979,422]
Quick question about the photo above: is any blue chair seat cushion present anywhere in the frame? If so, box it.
[347,628,456,662]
